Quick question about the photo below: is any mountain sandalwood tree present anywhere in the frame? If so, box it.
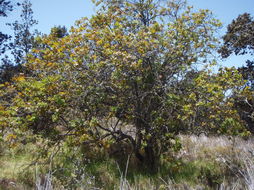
[181,67,250,136]
[0,0,248,172]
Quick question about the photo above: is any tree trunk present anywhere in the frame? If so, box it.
[144,143,159,173]
[134,117,144,163]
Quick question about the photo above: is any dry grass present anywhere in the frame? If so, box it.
[179,135,254,190]
[1,135,254,189]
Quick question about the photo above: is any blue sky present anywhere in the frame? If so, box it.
[33,0,253,35]
[1,0,253,67]
[189,0,253,29]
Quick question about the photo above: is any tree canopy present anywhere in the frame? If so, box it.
[219,13,254,59]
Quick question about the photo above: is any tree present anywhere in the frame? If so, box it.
[0,0,12,17]
[182,67,248,136]
[0,0,37,83]
[219,13,254,59]
[8,0,38,65]
[0,1,16,83]
[219,13,254,88]
[0,0,13,53]
[50,25,68,38]
[219,13,254,133]
[1,0,246,172]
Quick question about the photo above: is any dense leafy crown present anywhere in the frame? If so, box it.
[219,13,254,58]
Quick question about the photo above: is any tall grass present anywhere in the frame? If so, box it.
[180,135,254,190]
[1,135,254,189]
[36,172,53,190]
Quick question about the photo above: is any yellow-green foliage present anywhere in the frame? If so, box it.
[0,0,250,175]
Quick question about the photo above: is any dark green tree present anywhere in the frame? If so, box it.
[0,0,12,17]
[0,0,13,54]
[8,0,38,65]
[219,13,254,87]
[219,13,254,58]
[50,25,68,38]
[0,1,17,83]
[0,0,37,83]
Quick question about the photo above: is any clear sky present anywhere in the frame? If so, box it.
[1,0,253,67]
[188,0,254,68]
[33,0,254,35]
[189,0,253,30]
